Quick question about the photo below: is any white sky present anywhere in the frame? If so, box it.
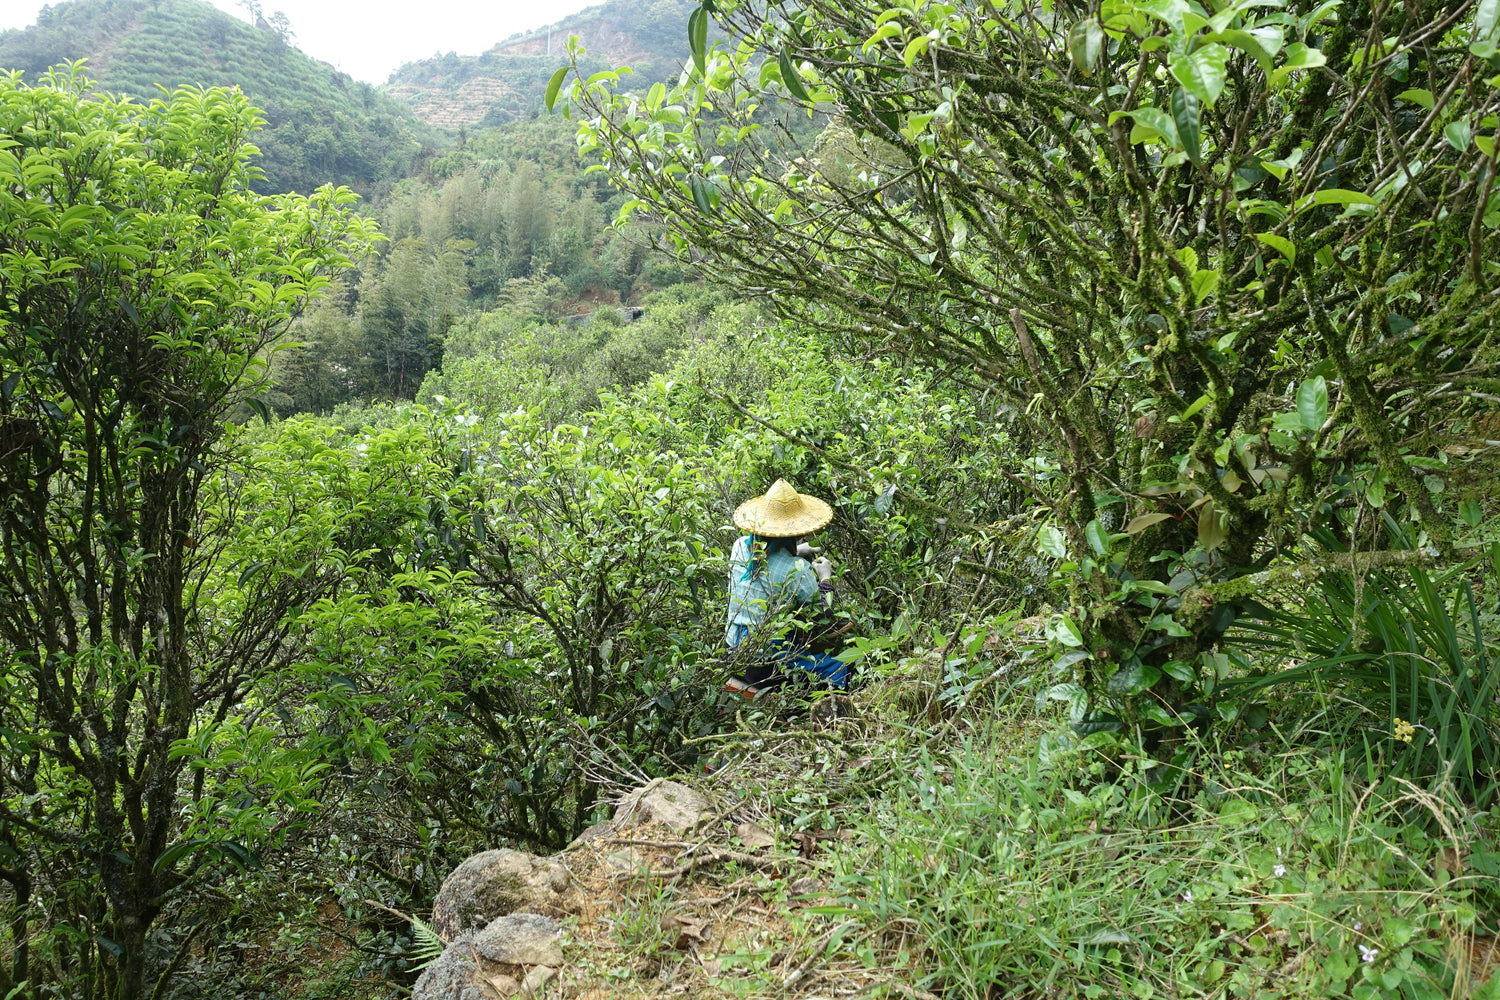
[1,0,603,84]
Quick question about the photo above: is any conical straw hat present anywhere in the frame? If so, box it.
[733,479,833,538]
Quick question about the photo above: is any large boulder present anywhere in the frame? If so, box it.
[431,849,576,941]
[612,779,716,834]
[412,913,564,1000]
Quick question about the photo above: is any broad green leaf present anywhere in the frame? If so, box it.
[1270,42,1326,88]
[1213,28,1279,76]
[1149,615,1192,637]
[1192,268,1221,303]
[1395,87,1434,109]
[1124,107,1180,146]
[1302,0,1342,35]
[1198,497,1228,551]
[544,66,570,112]
[1297,375,1328,431]
[1445,121,1473,152]
[689,174,717,216]
[1069,17,1106,75]
[1259,146,1304,180]
[1037,524,1068,558]
[1047,616,1086,648]
[903,35,932,66]
[1172,86,1203,164]
[1126,512,1174,534]
[1139,0,1190,30]
[1254,232,1296,264]
[1170,44,1230,106]
[1162,660,1197,682]
[1107,662,1163,696]
[1085,518,1110,556]
[862,22,904,54]
[1475,0,1499,43]
[1478,134,1496,157]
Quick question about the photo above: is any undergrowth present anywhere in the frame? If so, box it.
[824,724,1497,999]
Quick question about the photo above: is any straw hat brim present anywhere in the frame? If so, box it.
[733,490,833,538]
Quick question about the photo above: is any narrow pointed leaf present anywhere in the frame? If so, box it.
[1172,87,1203,165]
[688,7,709,77]
[779,50,809,101]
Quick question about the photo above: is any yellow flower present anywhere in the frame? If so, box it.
[1393,718,1415,743]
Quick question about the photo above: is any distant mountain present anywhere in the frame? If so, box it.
[0,0,438,195]
[384,0,703,130]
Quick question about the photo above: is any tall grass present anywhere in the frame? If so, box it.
[1229,530,1500,805]
[826,725,1494,999]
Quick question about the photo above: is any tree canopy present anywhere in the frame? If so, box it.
[561,0,1500,741]
[0,66,374,997]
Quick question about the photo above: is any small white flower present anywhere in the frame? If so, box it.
[1353,922,1363,931]
[1183,891,1193,903]
[1273,864,1286,877]
[1358,944,1378,963]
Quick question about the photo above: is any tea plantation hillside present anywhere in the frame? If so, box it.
[383,0,707,129]
[0,0,437,194]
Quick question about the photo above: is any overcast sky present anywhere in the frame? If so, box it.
[2,0,604,84]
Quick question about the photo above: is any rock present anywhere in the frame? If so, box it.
[563,820,616,852]
[471,912,564,967]
[431,849,576,940]
[410,915,563,1000]
[411,947,491,1000]
[604,846,646,875]
[483,973,521,997]
[521,965,557,994]
[613,779,716,834]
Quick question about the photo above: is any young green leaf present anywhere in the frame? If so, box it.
[1445,120,1473,152]
[1296,375,1328,431]
[1254,232,1296,264]
[1170,44,1229,106]
[1270,43,1326,88]
[544,65,570,113]
[1124,106,1181,146]
[1037,524,1068,558]
[1085,518,1110,556]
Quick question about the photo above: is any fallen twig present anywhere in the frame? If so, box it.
[649,847,795,880]
[782,919,860,990]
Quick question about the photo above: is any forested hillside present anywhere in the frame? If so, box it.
[1,0,1499,999]
[384,0,703,129]
[263,114,697,416]
[0,0,435,193]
